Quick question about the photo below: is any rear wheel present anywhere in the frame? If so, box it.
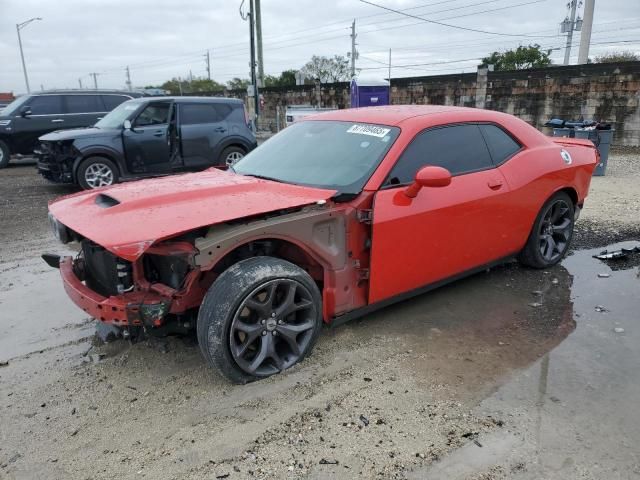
[220,146,245,167]
[518,191,574,268]
[197,256,322,384]
[0,140,10,168]
[77,157,119,190]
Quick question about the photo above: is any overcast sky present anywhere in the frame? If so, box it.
[1,0,638,94]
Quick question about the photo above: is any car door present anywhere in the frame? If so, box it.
[62,94,104,129]
[12,94,65,153]
[122,101,172,173]
[368,123,513,304]
[179,102,229,168]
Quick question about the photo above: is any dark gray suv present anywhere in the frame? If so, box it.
[36,96,257,189]
[0,90,140,168]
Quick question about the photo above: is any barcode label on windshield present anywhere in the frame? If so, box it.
[347,124,390,138]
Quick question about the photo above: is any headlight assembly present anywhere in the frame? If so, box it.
[48,213,71,244]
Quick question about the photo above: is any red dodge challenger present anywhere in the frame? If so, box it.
[45,106,598,383]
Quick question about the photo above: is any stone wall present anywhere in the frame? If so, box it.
[207,61,640,145]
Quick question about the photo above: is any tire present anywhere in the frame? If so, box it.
[518,191,575,269]
[0,140,10,169]
[197,256,323,384]
[220,146,245,167]
[77,157,119,190]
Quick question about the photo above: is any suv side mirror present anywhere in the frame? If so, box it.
[19,105,32,117]
[123,119,132,130]
[404,165,452,198]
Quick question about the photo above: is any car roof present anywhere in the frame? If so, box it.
[306,105,520,127]
[136,96,244,105]
[30,89,141,96]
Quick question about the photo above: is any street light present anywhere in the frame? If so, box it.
[16,17,42,93]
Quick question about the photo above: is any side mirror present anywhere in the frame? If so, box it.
[20,105,32,117]
[404,165,452,198]
[123,119,132,130]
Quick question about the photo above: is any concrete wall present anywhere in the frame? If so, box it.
[210,61,640,145]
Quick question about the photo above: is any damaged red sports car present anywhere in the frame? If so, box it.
[45,106,598,383]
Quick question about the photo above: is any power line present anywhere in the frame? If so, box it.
[359,0,556,37]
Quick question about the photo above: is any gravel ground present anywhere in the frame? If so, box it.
[0,149,639,480]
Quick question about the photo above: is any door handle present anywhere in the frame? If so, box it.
[153,131,165,137]
[213,127,227,133]
[487,179,503,189]
[51,119,64,123]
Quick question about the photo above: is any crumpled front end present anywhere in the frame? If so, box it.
[35,140,79,184]
[52,238,206,330]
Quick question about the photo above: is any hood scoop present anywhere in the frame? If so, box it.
[95,193,121,208]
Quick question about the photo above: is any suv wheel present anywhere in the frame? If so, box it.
[197,256,323,384]
[220,146,245,167]
[77,157,119,190]
[0,140,10,169]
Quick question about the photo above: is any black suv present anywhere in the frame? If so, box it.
[36,97,257,189]
[0,90,141,168]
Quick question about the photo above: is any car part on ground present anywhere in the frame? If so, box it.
[44,105,598,382]
[35,96,257,189]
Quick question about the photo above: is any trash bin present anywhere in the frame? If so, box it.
[553,128,614,176]
[574,129,614,176]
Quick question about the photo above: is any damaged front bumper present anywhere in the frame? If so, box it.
[56,256,173,327]
[35,144,77,184]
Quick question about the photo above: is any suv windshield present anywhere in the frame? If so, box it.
[94,100,141,129]
[233,120,399,194]
[0,95,31,116]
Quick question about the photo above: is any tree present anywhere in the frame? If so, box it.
[264,69,298,87]
[227,77,251,90]
[160,76,224,95]
[300,55,351,83]
[482,44,552,71]
[594,51,639,63]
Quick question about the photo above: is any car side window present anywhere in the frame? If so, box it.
[180,104,222,125]
[64,95,102,114]
[134,103,170,126]
[27,95,64,115]
[386,124,494,186]
[479,124,521,164]
[102,95,131,111]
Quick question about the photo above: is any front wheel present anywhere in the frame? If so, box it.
[197,257,323,384]
[518,191,575,268]
[0,140,10,168]
[77,157,119,190]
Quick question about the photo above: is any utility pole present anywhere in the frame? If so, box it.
[388,48,391,83]
[125,66,132,91]
[206,50,211,80]
[255,0,264,88]
[578,0,595,64]
[350,19,357,78]
[562,0,580,65]
[90,72,99,89]
[16,17,42,94]
[78,78,83,89]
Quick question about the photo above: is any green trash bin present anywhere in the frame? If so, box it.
[574,129,614,176]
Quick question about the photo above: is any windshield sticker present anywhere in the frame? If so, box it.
[347,124,391,138]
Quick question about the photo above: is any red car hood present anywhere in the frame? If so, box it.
[49,169,336,261]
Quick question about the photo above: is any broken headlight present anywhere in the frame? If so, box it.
[48,213,71,244]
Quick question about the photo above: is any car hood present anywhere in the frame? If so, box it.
[49,169,336,261]
[40,127,115,142]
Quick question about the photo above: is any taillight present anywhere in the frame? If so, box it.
[244,104,250,127]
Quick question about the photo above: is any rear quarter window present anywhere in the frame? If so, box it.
[479,124,522,164]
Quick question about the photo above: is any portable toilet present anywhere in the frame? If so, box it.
[350,78,390,108]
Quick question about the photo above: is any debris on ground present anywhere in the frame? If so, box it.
[598,273,611,278]
[614,327,625,334]
[0,360,8,367]
[595,305,609,313]
[593,246,640,260]
[319,458,339,465]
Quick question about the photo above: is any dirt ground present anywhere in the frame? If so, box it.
[1,150,639,480]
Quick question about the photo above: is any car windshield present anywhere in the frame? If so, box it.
[94,100,141,129]
[233,120,400,194]
[0,95,31,116]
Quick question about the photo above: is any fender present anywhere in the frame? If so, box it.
[73,144,126,179]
